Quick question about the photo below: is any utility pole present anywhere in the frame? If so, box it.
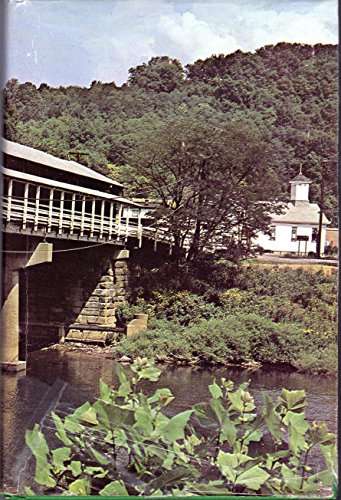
[316,176,324,259]
[68,151,88,163]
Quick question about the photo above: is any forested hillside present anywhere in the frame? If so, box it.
[3,42,337,223]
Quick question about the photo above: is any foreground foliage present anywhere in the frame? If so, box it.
[25,359,336,496]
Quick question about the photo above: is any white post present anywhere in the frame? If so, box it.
[116,204,123,240]
[154,230,158,251]
[108,202,114,240]
[99,199,105,239]
[6,179,13,222]
[70,193,76,234]
[125,209,130,241]
[59,191,65,234]
[80,195,86,236]
[137,210,143,247]
[22,183,29,229]
[90,199,96,237]
[34,185,41,231]
[47,188,54,233]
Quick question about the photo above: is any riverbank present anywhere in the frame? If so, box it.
[43,340,336,376]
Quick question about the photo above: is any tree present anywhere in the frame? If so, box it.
[129,118,282,261]
[128,56,185,93]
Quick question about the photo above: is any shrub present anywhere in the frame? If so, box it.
[117,313,336,374]
[149,291,218,325]
[117,292,218,328]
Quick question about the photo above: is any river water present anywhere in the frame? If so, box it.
[1,350,337,494]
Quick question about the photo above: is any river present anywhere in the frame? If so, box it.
[1,350,337,494]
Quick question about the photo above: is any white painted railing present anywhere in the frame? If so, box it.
[2,195,176,249]
[2,175,178,250]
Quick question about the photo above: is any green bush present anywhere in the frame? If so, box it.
[117,291,218,327]
[149,291,218,326]
[25,359,336,497]
[117,313,336,374]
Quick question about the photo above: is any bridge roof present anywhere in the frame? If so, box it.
[3,167,141,206]
[2,139,123,188]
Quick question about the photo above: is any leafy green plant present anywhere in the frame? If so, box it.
[25,359,336,496]
[117,312,336,374]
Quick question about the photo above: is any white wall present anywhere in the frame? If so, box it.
[290,183,310,201]
[253,223,327,254]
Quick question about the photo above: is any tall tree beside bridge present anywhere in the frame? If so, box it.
[129,118,282,260]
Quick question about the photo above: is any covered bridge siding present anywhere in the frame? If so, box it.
[1,140,154,372]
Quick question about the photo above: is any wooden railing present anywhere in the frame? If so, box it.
[2,195,176,250]
[2,173,180,251]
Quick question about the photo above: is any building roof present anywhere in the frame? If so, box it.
[289,172,312,183]
[3,167,141,206]
[2,138,123,188]
[271,201,330,225]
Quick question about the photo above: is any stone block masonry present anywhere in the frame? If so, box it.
[67,250,130,331]
[19,241,130,349]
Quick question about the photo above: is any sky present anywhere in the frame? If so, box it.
[5,0,338,87]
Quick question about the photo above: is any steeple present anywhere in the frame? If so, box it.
[289,165,312,203]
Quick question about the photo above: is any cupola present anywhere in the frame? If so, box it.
[289,164,312,203]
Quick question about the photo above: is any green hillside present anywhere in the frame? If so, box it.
[3,42,337,223]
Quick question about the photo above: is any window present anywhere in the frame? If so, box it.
[130,208,140,218]
[312,228,318,242]
[269,226,276,241]
[291,226,297,241]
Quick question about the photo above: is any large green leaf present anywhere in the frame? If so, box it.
[243,428,263,446]
[217,451,253,468]
[163,410,193,442]
[283,411,309,455]
[145,466,199,493]
[236,464,270,490]
[51,447,70,469]
[99,480,129,496]
[51,412,72,446]
[64,415,84,434]
[281,463,302,493]
[25,425,56,488]
[84,466,108,478]
[73,402,98,425]
[68,461,82,477]
[209,381,223,399]
[87,445,110,465]
[95,401,134,429]
[24,487,36,496]
[148,388,174,408]
[263,395,282,443]
[220,417,237,447]
[134,406,153,434]
[68,477,91,495]
[217,451,256,484]
[279,388,307,412]
[306,421,335,446]
[99,378,112,403]
[228,389,244,413]
[138,365,162,382]
[320,443,337,472]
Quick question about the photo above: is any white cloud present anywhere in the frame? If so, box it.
[6,0,338,86]
[157,12,239,60]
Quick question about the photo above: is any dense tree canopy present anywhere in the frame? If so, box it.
[3,42,337,224]
[128,118,282,259]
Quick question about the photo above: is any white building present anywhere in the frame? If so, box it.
[254,170,330,255]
